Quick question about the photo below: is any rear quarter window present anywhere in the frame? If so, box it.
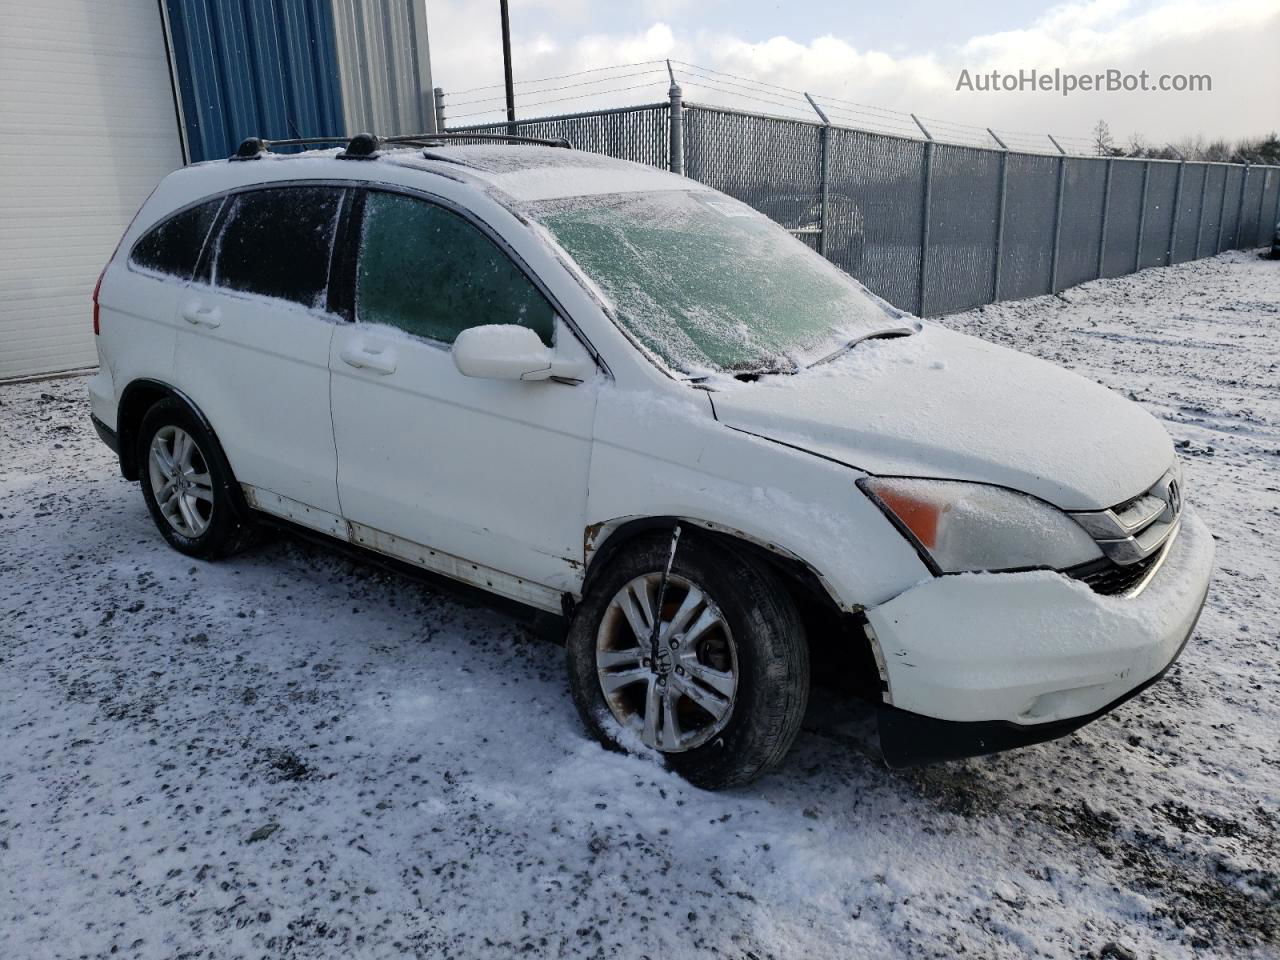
[129,198,223,281]
[209,186,343,309]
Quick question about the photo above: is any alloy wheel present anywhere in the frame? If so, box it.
[595,573,738,752]
[147,425,214,538]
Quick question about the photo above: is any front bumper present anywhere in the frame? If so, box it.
[865,507,1214,765]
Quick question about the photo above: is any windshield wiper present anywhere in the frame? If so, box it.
[808,323,921,368]
[732,368,791,382]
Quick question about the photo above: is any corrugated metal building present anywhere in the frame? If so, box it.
[1,0,434,380]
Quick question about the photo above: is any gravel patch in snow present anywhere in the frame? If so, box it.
[1,250,1277,958]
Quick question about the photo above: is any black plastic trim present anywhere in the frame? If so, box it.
[326,188,360,322]
[877,582,1208,768]
[90,414,119,455]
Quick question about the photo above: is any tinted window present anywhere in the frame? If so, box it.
[212,187,342,309]
[130,199,222,280]
[355,191,554,346]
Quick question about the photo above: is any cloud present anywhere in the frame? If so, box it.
[428,0,1280,144]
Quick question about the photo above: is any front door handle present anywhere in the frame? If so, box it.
[180,300,222,328]
[339,344,397,375]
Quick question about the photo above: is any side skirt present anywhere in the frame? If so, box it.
[241,484,567,614]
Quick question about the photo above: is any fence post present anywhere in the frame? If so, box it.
[1134,161,1151,271]
[433,87,447,133]
[1048,137,1067,294]
[915,119,935,316]
[1233,163,1249,247]
[668,76,684,176]
[1097,158,1113,278]
[1216,165,1230,252]
[1193,163,1208,259]
[1168,155,1185,265]
[989,128,1009,302]
[805,93,832,258]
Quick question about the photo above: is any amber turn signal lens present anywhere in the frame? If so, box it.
[872,487,942,549]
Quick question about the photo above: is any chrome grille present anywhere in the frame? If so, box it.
[1073,552,1161,596]
[1070,466,1183,566]
[1068,465,1183,597]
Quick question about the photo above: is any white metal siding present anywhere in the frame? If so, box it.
[333,0,436,137]
[0,0,183,379]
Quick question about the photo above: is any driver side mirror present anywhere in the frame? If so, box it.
[452,324,554,381]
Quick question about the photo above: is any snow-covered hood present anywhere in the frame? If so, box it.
[712,325,1173,511]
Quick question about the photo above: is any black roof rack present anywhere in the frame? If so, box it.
[231,131,572,161]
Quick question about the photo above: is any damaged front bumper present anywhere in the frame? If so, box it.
[865,507,1215,767]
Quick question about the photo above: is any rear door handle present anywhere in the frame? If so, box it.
[339,344,397,375]
[181,300,222,328]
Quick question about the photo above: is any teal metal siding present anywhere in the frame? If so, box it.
[166,0,345,162]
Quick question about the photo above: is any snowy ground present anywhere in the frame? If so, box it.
[2,250,1278,960]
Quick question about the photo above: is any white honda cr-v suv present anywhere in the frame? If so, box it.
[88,133,1214,789]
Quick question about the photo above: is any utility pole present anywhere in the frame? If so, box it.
[499,0,516,135]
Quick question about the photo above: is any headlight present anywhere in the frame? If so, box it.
[858,477,1102,574]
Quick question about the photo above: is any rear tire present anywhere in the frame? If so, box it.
[567,531,809,790]
[137,398,256,560]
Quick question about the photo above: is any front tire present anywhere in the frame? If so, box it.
[137,398,255,560]
[567,531,810,789]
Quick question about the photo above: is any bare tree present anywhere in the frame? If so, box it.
[1171,135,1206,160]
[1092,120,1120,157]
[1125,132,1150,158]
[1191,139,1229,161]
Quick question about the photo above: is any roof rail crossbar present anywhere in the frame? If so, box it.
[231,135,352,160]
[231,131,572,162]
[384,132,573,149]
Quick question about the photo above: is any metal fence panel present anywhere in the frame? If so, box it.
[1140,162,1178,268]
[1057,157,1108,288]
[1220,166,1244,247]
[998,153,1058,300]
[1239,168,1266,247]
[1172,163,1206,263]
[1200,165,1226,254]
[1103,161,1144,277]
[927,143,1001,314]
[451,104,670,168]
[825,127,927,311]
[683,105,823,252]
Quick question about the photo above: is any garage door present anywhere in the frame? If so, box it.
[0,0,184,379]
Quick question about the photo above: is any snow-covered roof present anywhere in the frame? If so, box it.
[385,144,703,203]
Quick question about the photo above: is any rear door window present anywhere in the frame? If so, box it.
[354,190,555,346]
[210,186,343,309]
[129,198,223,281]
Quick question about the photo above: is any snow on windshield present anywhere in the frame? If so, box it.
[527,190,898,376]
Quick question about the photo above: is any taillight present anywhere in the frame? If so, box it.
[92,267,106,335]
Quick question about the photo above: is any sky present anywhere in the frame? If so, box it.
[427,0,1280,151]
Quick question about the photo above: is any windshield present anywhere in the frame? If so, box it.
[529,189,901,376]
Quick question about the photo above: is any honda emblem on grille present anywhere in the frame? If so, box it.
[1167,479,1181,516]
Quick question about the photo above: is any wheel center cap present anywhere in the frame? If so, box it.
[653,647,673,677]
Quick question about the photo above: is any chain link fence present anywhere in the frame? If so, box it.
[449,100,1280,317]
